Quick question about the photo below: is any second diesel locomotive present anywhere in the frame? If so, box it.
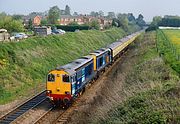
[46,31,142,106]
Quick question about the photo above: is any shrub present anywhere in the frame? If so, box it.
[55,25,89,32]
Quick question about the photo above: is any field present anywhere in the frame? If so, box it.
[163,29,180,55]
[0,28,127,104]
[156,29,180,74]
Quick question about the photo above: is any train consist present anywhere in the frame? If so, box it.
[46,31,142,107]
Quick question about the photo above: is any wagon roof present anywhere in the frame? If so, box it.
[56,55,93,75]
[90,48,109,56]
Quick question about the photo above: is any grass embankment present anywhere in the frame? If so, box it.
[101,32,180,123]
[156,29,180,74]
[0,28,126,104]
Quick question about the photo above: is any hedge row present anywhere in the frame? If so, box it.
[55,25,90,32]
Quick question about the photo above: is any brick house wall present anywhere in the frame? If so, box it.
[59,15,85,25]
[33,16,41,26]
[58,15,112,29]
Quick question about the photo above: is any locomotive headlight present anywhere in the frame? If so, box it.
[46,90,52,94]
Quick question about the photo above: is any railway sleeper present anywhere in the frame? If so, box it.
[4,117,15,121]
[8,113,21,117]
[58,118,68,122]
[0,120,12,124]
[19,107,31,110]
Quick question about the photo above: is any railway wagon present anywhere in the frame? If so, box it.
[107,32,141,61]
[46,31,142,106]
[90,48,111,71]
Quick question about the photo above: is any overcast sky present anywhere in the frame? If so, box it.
[0,0,179,21]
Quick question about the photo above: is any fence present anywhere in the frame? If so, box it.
[156,30,180,61]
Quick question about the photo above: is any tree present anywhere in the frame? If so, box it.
[11,20,25,32]
[12,14,23,20]
[48,6,61,24]
[117,13,129,31]
[0,14,24,33]
[89,19,100,30]
[28,12,38,19]
[41,18,48,25]
[152,16,162,26]
[0,12,7,18]
[65,5,71,15]
[73,12,78,16]
[107,12,116,19]
[28,18,33,30]
[146,16,162,31]
[127,13,136,23]
[112,18,120,27]
[98,10,104,17]
[158,16,180,27]
[90,11,99,17]
[136,14,146,27]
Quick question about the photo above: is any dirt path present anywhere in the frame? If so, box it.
[67,35,146,124]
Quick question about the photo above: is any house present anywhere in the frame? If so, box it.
[33,16,41,26]
[34,26,51,36]
[98,18,112,29]
[58,15,112,29]
[23,16,30,27]
[58,15,85,25]
[23,15,42,27]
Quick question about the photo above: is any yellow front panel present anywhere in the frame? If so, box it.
[47,70,71,95]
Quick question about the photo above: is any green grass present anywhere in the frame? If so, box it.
[100,32,180,124]
[0,28,126,104]
[156,29,180,74]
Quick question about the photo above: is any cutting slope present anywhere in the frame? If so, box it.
[0,28,126,104]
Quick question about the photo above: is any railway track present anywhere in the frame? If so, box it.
[32,106,55,124]
[33,99,81,124]
[0,91,46,124]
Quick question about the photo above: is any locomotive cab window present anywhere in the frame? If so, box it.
[63,75,70,82]
[47,74,55,82]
